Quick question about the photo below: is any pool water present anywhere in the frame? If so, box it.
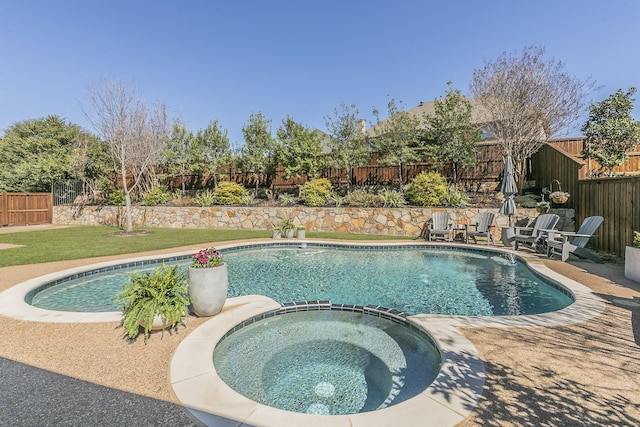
[213,309,441,415]
[27,245,573,316]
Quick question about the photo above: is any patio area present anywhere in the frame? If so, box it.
[0,240,639,426]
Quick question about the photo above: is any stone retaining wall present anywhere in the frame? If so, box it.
[53,205,575,239]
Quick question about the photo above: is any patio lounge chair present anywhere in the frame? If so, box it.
[422,211,451,241]
[513,213,560,251]
[466,212,495,245]
[546,216,604,263]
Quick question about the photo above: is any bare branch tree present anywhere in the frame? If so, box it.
[470,46,594,191]
[84,77,168,232]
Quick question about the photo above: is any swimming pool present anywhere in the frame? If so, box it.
[25,243,573,316]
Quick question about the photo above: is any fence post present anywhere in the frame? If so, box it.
[0,193,6,227]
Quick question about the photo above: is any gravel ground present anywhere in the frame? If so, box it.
[0,241,639,426]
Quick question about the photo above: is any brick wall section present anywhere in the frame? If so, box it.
[53,206,575,239]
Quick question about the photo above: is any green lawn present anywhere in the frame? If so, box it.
[0,226,413,268]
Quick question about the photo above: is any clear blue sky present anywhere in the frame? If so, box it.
[1,0,639,147]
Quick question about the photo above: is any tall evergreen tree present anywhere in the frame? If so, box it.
[424,83,482,187]
[581,88,640,176]
[240,112,276,195]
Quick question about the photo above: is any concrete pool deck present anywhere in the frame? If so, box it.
[0,237,639,426]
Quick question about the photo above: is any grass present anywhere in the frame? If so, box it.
[0,226,413,268]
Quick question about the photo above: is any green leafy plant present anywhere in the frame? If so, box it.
[191,247,224,268]
[278,193,297,206]
[240,194,255,205]
[194,189,215,207]
[405,172,448,207]
[276,216,295,232]
[115,265,189,342]
[344,189,384,207]
[380,188,406,208]
[300,178,332,206]
[443,188,468,207]
[536,200,551,211]
[330,190,344,207]
[212,182,249,205]
[633,231,640,248]
[142,186,171,206]
[107,189,125,206]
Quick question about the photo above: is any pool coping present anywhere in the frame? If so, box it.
[0,239,607,427]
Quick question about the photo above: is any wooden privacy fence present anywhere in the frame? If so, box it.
[549,138,640,178]
[531,142,585,209]
[0,193,52,227]
[169,142,506,191]
[577,176,640,258]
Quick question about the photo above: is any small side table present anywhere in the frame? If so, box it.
[451,224,466,242]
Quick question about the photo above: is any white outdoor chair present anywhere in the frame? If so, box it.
[513,213,560,251]
[546,216,604,263]
[423,211,451,241]
[466,212,495,245]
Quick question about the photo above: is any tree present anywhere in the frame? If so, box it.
[581,88,640,176]
[240,112,276,196]
[194,120,231,187]
[424,82,482,187]
[85,77,168,233]
[371,98,422,191]
[470,45,593,191]
[323,102,370,186]
[275,116,323,181]
[69,128,112,201]
[161,122,197,194]
[0,116,89,192]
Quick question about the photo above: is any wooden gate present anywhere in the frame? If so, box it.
[0,193,52,227]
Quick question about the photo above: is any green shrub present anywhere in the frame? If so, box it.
[240,194,255,205]
[344,189,384,207]
[278,193,297,206]
[107,189,125,206]
[330,190,344,207]
[142,186,171,206]
[212,182,249,205]
[405,172,448,207]
[300,178,332,207]
[380,188,406,208]
[194,189,215,207]
[443,188,468,207]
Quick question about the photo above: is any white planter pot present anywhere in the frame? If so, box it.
[284,229,295,238]
[140,314,167,332]
[188,264,229,317]
[296,229,306,239]
[625,246,640,283]
[272,229,281,239]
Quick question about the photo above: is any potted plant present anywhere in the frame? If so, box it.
[188,247,229,317]
[625,231,640,282]
[116,264,189,342]
[536,200,550,213]
[271,224,282,239]
[296,225,306,239]
[277,216,295,238]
